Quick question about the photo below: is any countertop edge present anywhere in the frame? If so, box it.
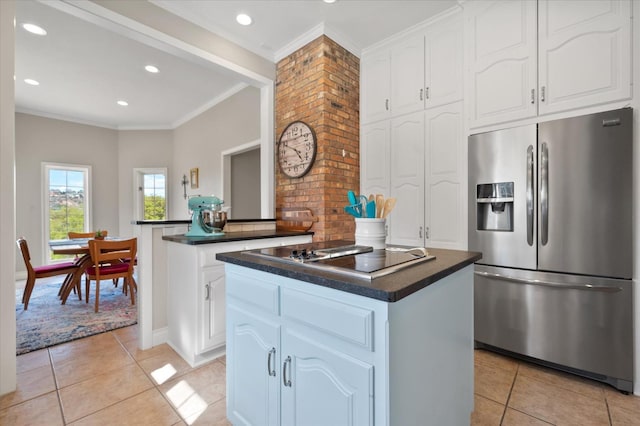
[216,247,481,302]
[162,230,314,245]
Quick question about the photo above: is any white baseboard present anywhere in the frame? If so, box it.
[152,326,168,346]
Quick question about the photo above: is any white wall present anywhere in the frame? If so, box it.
[0,0,17,396]
[170,86,261,218]
[15,113,120,269]
[117,129,173,237]
[231,147,261,218]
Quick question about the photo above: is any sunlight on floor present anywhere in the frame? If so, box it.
[151,363,178,385]
[166,379,208,424]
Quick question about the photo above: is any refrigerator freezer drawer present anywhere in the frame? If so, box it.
[474,265,633,391]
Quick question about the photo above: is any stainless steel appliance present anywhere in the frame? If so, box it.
[468,108,633,392]
[243,244,435,279]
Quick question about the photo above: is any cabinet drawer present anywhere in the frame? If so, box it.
[226,270,280,315]
[281,288,374,351]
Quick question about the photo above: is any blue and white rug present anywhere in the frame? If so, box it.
[15,279,137,355]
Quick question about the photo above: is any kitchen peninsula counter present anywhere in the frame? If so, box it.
[162,229,313,245]
[216,242,481,302]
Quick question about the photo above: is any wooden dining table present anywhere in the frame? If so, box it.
[49,238,107,304]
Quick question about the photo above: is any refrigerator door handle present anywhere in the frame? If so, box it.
[474,271,622,293]
[540,142,549,245]
[526,145,534,246]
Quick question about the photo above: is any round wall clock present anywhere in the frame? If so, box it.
[277,121,317,178]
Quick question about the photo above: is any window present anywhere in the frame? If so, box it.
[135,168,167,220]
[43,163,91,262]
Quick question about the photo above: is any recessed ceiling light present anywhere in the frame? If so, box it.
[323,0,337,3]
[24,78,40,86]
[145,65,159,73]
[22,23,47,36]
[117,100,129,106]
[236,13,252,26]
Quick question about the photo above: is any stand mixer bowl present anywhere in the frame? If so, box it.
[212,211,227,230]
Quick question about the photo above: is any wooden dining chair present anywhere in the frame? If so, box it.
[85,238,137,313]
[68,231,108,239]
[69,230,122,287]
[17,238,79,310]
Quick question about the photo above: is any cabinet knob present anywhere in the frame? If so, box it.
[425,86,430,100]
[204,283,210,301]
[419,226,423,239]
[541,86,546,102]
[530,89,535,104]
[420,88,424,101]
[385,99,389,111]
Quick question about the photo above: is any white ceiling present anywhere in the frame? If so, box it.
[15,0,458,130]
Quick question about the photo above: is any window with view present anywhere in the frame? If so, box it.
[44,163,91,262]
[136,169,167,221]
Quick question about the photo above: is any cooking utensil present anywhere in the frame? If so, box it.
[347,190,358,206]
[365,200,376,218]
[375,194,384,218]
[382,197,396,218]
[357,195,368,217]
[344,204,361,218]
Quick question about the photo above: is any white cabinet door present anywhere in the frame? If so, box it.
[281,328,374,426]
[466,0,538,127]
[361,50,391,124]
[198,265,226,354]
[391,34,425,117]
[227,304,281,426]
[360,121,390,199]
[538,0,631,114]
[389,111,425,246]
[425,102,465,250]
[425,14,463,109]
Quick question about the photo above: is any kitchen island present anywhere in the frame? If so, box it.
[217,242,481,426]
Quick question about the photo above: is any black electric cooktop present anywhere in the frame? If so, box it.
[243,244,436,280]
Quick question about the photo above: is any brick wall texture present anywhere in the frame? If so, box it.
[275,35,360,242]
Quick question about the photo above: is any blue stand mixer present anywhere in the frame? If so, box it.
[185,196,226,237]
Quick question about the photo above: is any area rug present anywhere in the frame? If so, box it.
[15,279,137,355]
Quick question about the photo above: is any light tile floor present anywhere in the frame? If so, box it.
[1,324,639,425]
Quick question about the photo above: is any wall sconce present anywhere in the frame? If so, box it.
[180,174,189,199]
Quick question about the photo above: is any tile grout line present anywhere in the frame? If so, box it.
[498,361,519,425]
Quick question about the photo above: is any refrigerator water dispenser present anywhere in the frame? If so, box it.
[476,182,513,231]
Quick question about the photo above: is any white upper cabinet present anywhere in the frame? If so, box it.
[466,0,538,127]
[538,0,632,114]
[361,10,463,124]
[425,14,464,109]
[361,50,391,123]
[466,0,632,129]
[391,35,426,117]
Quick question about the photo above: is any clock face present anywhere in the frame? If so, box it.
[278,121,317,178]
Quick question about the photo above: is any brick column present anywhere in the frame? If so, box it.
[275,35,360,242]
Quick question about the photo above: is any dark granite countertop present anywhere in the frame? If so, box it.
[162,230,314,245]
[132,220,191,225]
[132,219,276,225]
[216,240,481,302]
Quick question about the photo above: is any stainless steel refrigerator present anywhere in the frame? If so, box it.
[468,108,633,392]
